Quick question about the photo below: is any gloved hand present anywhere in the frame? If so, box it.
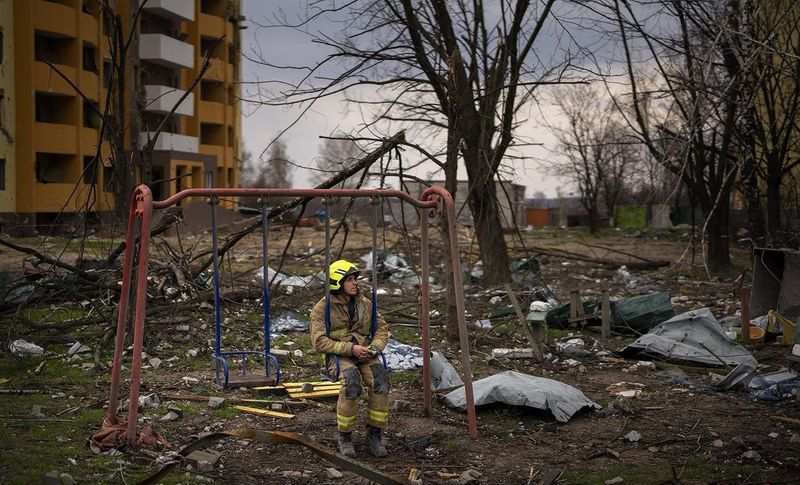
[367,345,380,357]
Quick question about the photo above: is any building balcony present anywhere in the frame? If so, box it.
[35,0,77,38]
[200,144,225,164]
[204,58,227,81]
[199,100,224,124]
[80,12,98,40]
[138,132,199,153]
[36,122,78,154]
[35,61,76,95]
[140,0,195,22]
[35,183,80,212]
[80,70,99,99]
[139,33,194,70]
[81,127,99,155]
[200,13,225,36]
[144,85,194,116]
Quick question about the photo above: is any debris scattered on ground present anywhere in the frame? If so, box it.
[271,312,310,333]
[208,397,226,408]
[621,308,757,389]
[606,382,645,398]
[623,430,641,442]
[9,339,44,356]
[383,339,423,370]
[555,335,604,358]
[748,369,800,400]
[430,351,463,391]
[444,370,601,422]
[491,348,536,359]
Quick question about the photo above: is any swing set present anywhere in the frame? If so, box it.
[101,184,478,446]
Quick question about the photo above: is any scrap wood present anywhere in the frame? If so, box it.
[289,389,341,399]
[137,428,404,485]
[163,393,320,406]
[233,405,295,419]
[281,381,341,387]
[771,416,800,427]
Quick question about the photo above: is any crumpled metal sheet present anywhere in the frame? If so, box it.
[443,370,601,422]
[430,351,463,391]
[620,308,757,389]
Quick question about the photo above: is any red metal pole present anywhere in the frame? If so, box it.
[421,186,478,441]
[419,209,431,417]
[106,191,140,425]
[126,186,153,445]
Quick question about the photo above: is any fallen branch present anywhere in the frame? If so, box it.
[524,245,670,270]
[0,238,98,282]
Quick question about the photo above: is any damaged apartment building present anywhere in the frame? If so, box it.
[0,0,242,234]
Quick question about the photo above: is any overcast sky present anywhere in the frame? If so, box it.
[239,1,633,198]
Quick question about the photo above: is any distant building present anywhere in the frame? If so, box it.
[523,197,584,227]
[0,0,242,233]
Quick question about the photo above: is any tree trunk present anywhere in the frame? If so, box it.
[467,176,511,285]
[706,194,731,272]
[766,171,782,235]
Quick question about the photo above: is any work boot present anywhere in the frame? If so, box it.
[338,431,356,458]
[365,425,387,458]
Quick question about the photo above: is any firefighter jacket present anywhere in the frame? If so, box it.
[310,291,388,357]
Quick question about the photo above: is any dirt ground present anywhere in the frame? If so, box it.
[0,225,798,484]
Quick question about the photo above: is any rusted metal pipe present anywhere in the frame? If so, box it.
[106,190,141,425]
[152,188,438,210]
[421,186,478,441]
[126,186,153,444]
[419,209,431,417]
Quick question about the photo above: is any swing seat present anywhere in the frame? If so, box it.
[213,350,280,388]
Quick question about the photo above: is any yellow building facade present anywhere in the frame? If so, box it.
[0,0,15,215]
[1,0,241,233]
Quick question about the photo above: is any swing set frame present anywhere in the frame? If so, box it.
[103,184,478,445]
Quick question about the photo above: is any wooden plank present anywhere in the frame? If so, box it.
[234,405,295,419]
[601,288,611,339]
[505,283,543,362]
[281,381,341,387]
[288,389,341,399]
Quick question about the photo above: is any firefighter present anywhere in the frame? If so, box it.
[309,259,390,458]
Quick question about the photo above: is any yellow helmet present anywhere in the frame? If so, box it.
[328,259,360,291]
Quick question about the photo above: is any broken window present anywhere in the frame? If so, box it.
[35,153,74,183]
[201,0,226,17]
[82,42,98,73]
[201,37,224,60]
[0,158,5,190]
[102,166,113,192]
[200,123,224,146]
[200,80,225,103]
[0,29,4,65]
[35,31,74,66]
[103,60,112,89]
[83,99,100,128]
[35,93,76,124]
[83,156,97,184]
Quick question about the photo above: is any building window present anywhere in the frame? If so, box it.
[83,156,97,184]
[102,166,113,192]
[103,60,112,89]
[36,93,76,124]
[36,153,74,183]
[83,99,100,128]
[82,42,98,73]
[35,32,75,66]
[0,89,5,130]
[0,159,5,190]
[0,29,4,65]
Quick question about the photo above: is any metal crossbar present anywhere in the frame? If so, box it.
[102,185,478,445]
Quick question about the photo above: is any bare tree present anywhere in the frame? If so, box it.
[312,137,365,188]
[603,0,747,272]
[250,0,567,288]
[252,139,293,188]
[547,85,638,232]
